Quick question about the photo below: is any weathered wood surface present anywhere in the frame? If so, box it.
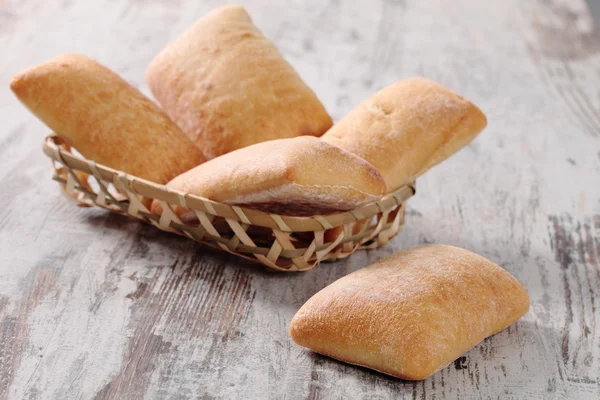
[1,0,599,398]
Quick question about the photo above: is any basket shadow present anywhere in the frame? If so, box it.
[83,210,267,273]
[80,210,370,314]
[83,209,390,279]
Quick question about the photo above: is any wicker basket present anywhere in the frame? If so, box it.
[42,134,415,271]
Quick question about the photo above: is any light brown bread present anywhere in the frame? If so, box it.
[146,5,333,160]
[150,136,386,217]
[10,54,205,184]
[321,78,487,191]
[289,245,529,380]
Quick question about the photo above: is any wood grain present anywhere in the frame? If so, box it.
[0,0,599,398]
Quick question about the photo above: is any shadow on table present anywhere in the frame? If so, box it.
[82,208,389,278]
[83,210,268,270]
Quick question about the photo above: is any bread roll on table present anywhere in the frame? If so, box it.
[151,136,386,217]
[146,5,333,160]
[289,245,530,380]
[11,54,205,184]
[322,78,487,191]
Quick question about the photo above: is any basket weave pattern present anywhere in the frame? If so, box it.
[43,135,415,271]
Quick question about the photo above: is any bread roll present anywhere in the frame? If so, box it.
[146,5,333,160]
[11,54,205,184]
[150,136,386,217]
[289,245,529,380]
[321,78,487,191]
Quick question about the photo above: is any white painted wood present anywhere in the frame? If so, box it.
[0,0,599,398]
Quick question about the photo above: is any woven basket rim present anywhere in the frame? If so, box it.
[42,134,416,232]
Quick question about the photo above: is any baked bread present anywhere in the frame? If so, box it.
[11,54,205,184]
[321,78,487,191]
[150,136,386,217]
[146,5,333,160]
[289,244,529,380]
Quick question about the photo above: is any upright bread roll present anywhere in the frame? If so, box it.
[321,78,487,191]
[150,136,386,217]
[11,54,205,184]
[289,245,530,380]
[146,5,333,160]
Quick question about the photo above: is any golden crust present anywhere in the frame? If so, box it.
[150,136,387,216]
[322,78,487,191]
[146,5,333,160]
[11,54,205,184]
[289,245,530,380]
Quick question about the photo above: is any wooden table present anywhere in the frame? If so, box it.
[1,0,599,398]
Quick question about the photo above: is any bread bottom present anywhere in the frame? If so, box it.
[309,349,417,380]
[305,321,519,381]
